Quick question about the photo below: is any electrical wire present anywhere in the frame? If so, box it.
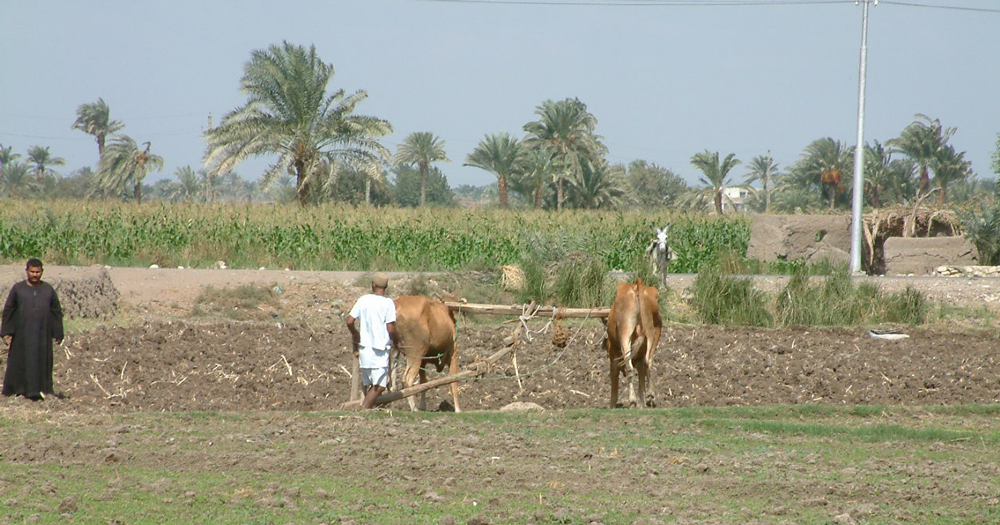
[398,0,1000,12]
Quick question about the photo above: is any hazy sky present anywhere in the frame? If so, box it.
[3,0,998,189]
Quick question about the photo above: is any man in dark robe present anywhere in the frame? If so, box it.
[1,258,64,400]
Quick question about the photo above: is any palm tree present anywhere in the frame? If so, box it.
[862,141,893,208]
[394,132,450,207]
[0,144,19,168]
[744,153,779,213]
[71,98,125,158]
[465,132,523,209]
[933,144,973,204]
[200,169,224,203]
[523,98,606,212]
[203,41,392,205]
[0,144,20,185]
[96,135,164,203]
[511,147,555,209]
[26,145,65,183]
[862,140,918,208]
[793,138,853,210]
[360,161,386,205]
[887,114,954,198]
[0,161,36,198]
[690,150,741,215]
[173,165,201,202]
[565,159,627,209]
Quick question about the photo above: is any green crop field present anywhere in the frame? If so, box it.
[0,200,749,274]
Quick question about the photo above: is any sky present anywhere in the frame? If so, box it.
[2,0,999,190]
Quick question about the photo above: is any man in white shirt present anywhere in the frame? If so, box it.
[346,273,399,409]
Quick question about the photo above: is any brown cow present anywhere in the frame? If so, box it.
[393,295,461,412]
[604,278,662,408]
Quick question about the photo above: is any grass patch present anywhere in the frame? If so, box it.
[3,406,999,524]
[192,284,280,320]
[552,253,615,308]
[689,267,773,326]
[690,266,930,327]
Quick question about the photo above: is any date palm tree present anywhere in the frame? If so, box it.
[96,135,164,203]
[794,138,853,210]
[887,114,954,198]
[26,145,65,183]
[565,159,627,209]
[510,147,555,209]
[0,144,20,185]
[523,98,606,212]
[933,144,972,204]
[863,140,917,208]
[203,41,392,205]
[173,165,202,202]
[394,132,450,207]
[862,141,893,208]
[71,98,125,159]
[0,144,19,167]
[690,150,741,215]
[465,132,523,209]
[0,161,36,198]
[744,153,779,213]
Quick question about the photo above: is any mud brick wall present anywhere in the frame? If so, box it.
[883,236,977,275]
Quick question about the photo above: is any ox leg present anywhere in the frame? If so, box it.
[626,337,645,408]
[608,353,620,409]
[403,363,421,412]
[643,346,657,408]
[626,367,638,408]
[635,359,649,409]
[448,351,461,413]
[418,368,429,412]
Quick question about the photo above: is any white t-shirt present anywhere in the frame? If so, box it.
[349,293,397,369]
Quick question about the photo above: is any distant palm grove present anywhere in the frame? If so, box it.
[2,41,999,213]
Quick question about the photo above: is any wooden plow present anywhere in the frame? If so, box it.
[340,301,609,410]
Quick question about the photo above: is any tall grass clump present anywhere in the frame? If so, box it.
[776,268,928,326]
[689,267,773,327]
[515,251,549,305]
[880,286,929,325]
[552,254,615,308]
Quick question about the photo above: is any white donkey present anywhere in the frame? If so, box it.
[644,225,673,286]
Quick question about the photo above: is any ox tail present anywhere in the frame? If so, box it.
[620,280,643,374]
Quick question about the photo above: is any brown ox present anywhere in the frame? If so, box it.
[604,278,662,408]
[393,295,461,412]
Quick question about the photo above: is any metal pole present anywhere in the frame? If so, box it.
[850,0,874,274]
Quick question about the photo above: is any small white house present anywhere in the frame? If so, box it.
[721,187,749,213]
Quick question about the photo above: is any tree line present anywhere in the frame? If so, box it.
[1,41,998,212]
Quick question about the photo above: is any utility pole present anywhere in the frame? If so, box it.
[850,0,876,274]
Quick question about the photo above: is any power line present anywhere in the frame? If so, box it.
[880,1,1000,13]
[401,0,1000,10]
[407,0,854,5]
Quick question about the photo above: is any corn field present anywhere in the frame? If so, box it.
[0,200,750,273]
